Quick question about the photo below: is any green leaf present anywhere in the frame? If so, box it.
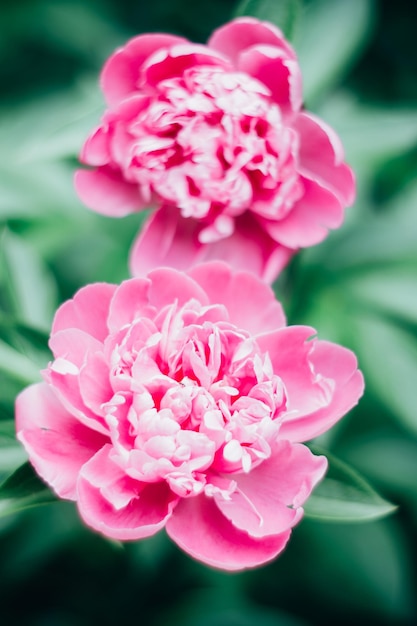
[318,95,417,169]
[295,0,373,105]
[234,0,301,40]
[304,448,397,522]
[0,338,41,385]
[0,461,56,518]
[353,314,417,436]
[0,229,58,330]
[345,268,417,326]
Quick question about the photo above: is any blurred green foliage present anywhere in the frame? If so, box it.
[1,0,417,624]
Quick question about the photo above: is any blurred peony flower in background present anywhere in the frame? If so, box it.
[16,262,363,570]
[75,17,355,283]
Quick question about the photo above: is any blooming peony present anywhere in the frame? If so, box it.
[75,18,355,283]
[16,262,363,570]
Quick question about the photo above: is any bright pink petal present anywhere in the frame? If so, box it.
[141,44,231,88]
[80,126,111,166]
[147,267,209,310]
[46,365,109,436]
[238,45,302,114]
[49,329,103,366]
[16,383,108,499]
[294,112,355,205]
[188,261,286,335]
[78,351,112,415]
[261,178,344,248]
[129,205,202,277]
[129,206,292,284]
[74,168,145,216]
[214,441,327,537]
[52,282,116,342]
[107,278,152,333]
[166,495,291,570]
[101,33,188,106]
[279,341,364,442]
[208,17,296,65]
[78,447,177,540]
[256,326,331,417]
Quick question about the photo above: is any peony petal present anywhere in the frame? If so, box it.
[52,282,116,342]
[101,33,188,106]
[261,177,344,248]
[279,341,364,442]
[47,366,109,436]
[129,206,292,284]
[16,383,108,499]
[49,328,103,366]
[188,261,286,335]
[141,44,231,88]
[208,17,296,65]
[148,267,209,310]
[256,326,331,417]
[74,168,145,216]
[238,45,302,114]
[214,441,327,538]
[166,495,291,570]
[107,278,152,333]
[78,447,178,540]
[80,126,111,166]
[294,112,355,205]
[78,351,113,415]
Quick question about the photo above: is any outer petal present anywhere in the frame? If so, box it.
[78,446,177,540]
[107,278,153,333]
[279,341,364,442]
[49,328,103,365]
[148,267,209,310]
[238,45,302,114]
[52,282,116,342]
[188,261,286,335]
[214,441,327,538]
[78,351,113,415]
[208,17,296,65]
[141,44,232,87]
[166,495,291,571]
[294,111,355,205]
[261,177,344,248]
[16,383,108,499]
[256,326,332,417]
[129,205,292,284]
[74,168,146,216]
[101,33,188,106]
[46,363,110,436]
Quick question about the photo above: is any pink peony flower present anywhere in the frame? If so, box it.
[75,18,355,282]
[16,262,363,570]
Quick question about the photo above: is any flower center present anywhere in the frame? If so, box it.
[103,299,287,497]
[119,66,302,240]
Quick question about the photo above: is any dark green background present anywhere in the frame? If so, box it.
[1,1,417,624]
